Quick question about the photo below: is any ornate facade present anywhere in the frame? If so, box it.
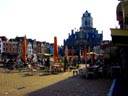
[64,10,103,56]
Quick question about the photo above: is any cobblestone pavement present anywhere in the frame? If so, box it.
[26,77,112,96]
[0,68,112,96]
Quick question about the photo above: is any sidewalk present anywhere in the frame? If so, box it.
[112,77,128,96]
[0,68,112,96]
[26,77,112,96]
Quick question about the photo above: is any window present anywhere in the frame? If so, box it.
[3,48,5,51]
[85,20,87,25]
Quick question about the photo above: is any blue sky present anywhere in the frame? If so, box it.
[0,0,119,45]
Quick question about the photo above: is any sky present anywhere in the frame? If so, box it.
[0,0,120,45]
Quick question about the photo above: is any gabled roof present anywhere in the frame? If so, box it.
[0,36,8,41]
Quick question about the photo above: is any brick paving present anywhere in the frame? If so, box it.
[0,67,112,96]
[26,77,112,96]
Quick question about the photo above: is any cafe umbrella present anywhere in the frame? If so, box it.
[22,35,27,63]
[71,46,74,60]
[82,47,86,58]
[65,45,68,61]
[64,45,68,71]
[53,36,58,63]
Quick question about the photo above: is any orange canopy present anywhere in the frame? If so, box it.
[65,45,68,61]
[53,36,58,63]
[82,47,86,58]
[71,46,74,58]
[65,46,68,57]
[22,35,27,62]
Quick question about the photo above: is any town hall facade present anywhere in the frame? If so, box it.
[64,10,103,56]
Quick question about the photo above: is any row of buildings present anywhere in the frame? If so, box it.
[0,10,108,62]
[0,36,55,61]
